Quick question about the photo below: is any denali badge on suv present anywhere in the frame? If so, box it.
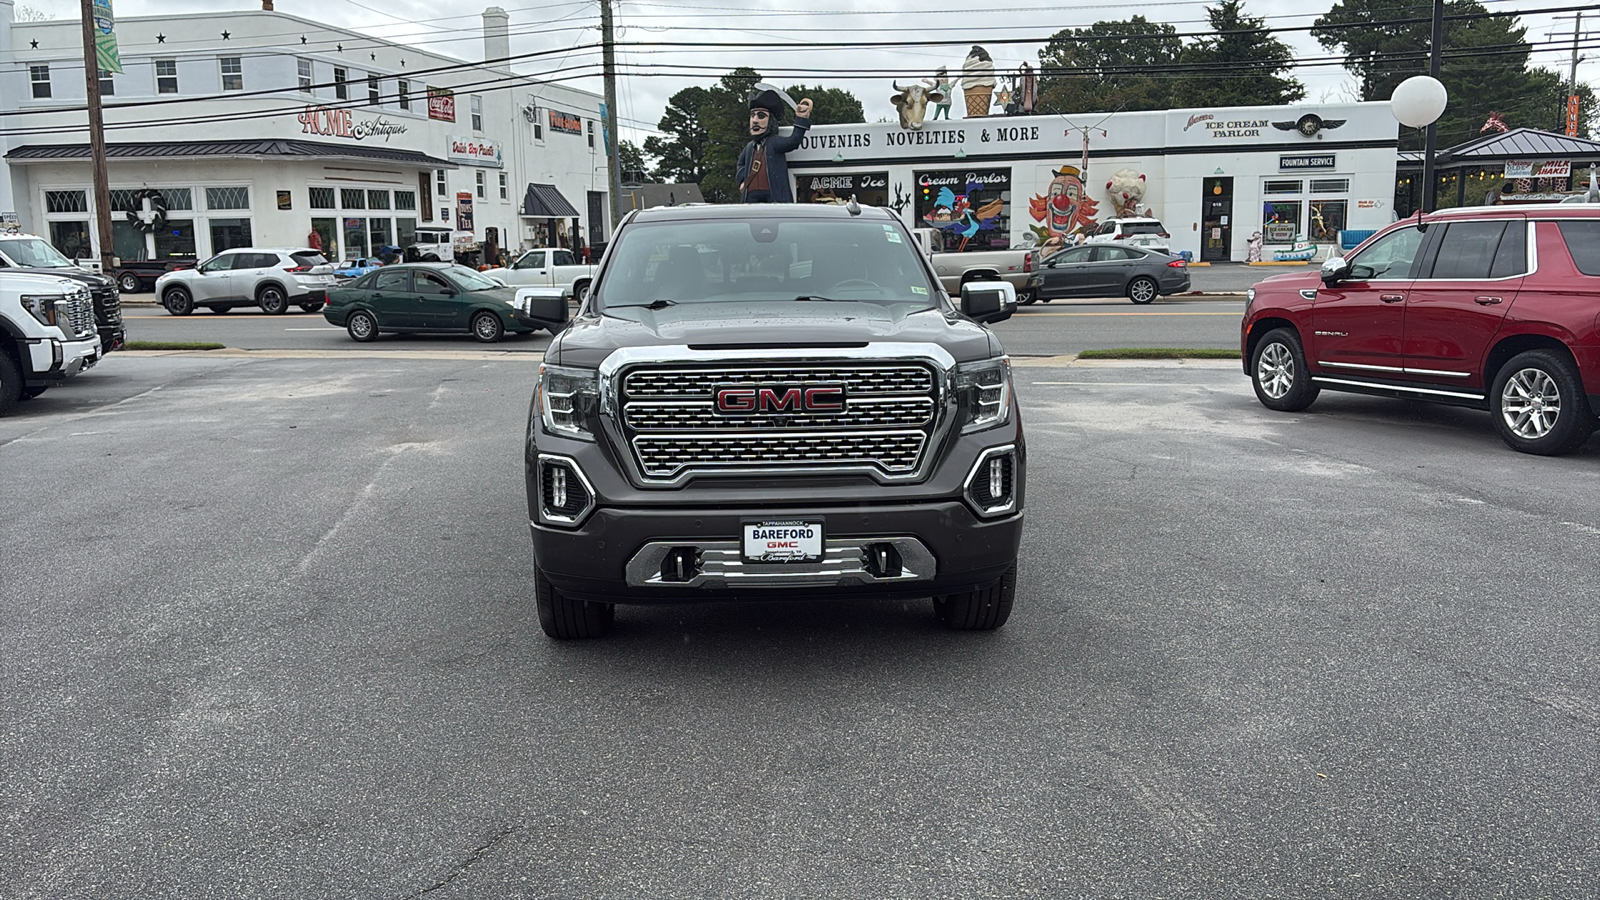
[525,204,1025,638]
[1242,206,1600,455]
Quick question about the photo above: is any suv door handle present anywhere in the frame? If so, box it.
[1380,294,1405,303]
[1474,296,1504,305]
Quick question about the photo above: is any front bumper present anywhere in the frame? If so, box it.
[25,336,102,385]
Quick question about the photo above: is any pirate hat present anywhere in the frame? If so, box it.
[749,88,787,117]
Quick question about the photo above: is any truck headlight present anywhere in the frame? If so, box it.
[20,294,66,328]
[954,356,1012,433]
[538,363,599,440]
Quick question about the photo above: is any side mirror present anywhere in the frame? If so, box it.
[1320,256,1350,286]
[516,286,569,324]
[1045,260,1057,269]
[960,280,1016,324]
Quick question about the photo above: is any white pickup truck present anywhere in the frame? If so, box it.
[911,228,1036,302]
[485,248,597,299]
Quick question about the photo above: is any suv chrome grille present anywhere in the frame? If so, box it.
[65,294,96,338]
[619,363,941,479]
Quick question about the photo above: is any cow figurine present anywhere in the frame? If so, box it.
[891,81,945,131]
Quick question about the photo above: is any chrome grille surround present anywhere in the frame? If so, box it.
[598,344,957,485]
[64,291,96,339]
[91,285,123,326]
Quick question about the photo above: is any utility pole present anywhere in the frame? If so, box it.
[1564,11,1585,137]
[1420,0,1444,213]
[599,0,622,236]
[77,0,114,274]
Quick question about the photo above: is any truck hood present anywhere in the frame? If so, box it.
[552,300,1000,368]
[6,266,114,291]
[1252,268,1322,292]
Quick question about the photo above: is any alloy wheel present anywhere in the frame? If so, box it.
[1500,367,1561,439]
[1256,342,1295,399]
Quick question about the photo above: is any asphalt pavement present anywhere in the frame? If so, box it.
[3,354,1596,898]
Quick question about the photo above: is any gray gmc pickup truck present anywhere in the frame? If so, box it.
[525,203,1025,639]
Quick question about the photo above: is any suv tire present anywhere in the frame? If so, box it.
[258,285,289,315]
[535,567,614,639]
[1490,349,1596,456]
[1128,276,1158,304]
[934,564,1016,630]
[1251,327,1320,412]
[163,286,194,316]
[0,351,22,417]
[117,272,141,293]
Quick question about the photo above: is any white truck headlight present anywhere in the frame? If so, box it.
[20,294,66,328]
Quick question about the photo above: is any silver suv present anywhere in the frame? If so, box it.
[1086,217,1172,256]
[154,248,334,315]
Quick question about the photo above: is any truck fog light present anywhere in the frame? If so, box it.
[963,445,1017,518]
[537,454,595,527]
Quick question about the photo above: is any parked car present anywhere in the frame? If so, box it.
[321,263,568,343]
[1027,242,1189,304]
[482,248,597,300]
[0,232,126,351]
[1,270,101,415]
[155,248,335,315]
[404,229,454,262]
[1086,217,1172,256]
[1243,204,1600,455]
[334,257,384,280]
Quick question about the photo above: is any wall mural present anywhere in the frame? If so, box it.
[917,169,1010,252]
[1027,165,1098,250]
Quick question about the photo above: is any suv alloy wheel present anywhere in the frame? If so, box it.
[1251,327,1319,411]
[1490,349,1596,455]
[258,285,289,315]
[163,286,194,316]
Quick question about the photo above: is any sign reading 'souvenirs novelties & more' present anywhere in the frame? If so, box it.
[547,108,583,135]
[798,172,889,206]
[456,192,474,234]
[428,88,455,123]
[449,136,503,168]
[914,168,1012,252]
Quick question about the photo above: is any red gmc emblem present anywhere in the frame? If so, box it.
[715,384,846,414]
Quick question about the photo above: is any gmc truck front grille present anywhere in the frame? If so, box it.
[65,295,96,338]
[92,286,122,325]
[619,363,941,479]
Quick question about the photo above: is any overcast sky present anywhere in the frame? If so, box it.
[22,0,1599,148]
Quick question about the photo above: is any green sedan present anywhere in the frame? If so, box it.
[322,263,567,343]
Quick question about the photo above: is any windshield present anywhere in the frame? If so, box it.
[595,218,938,310]
[1121,222,1165,235]
[0,237,75,268]
[445,266,502,291]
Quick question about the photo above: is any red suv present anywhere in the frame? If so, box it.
[1242,205,1600,455]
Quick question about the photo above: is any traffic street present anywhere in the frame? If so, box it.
[3,354,1596,898]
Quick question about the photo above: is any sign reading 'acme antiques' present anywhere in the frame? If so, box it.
[298,106,408,141]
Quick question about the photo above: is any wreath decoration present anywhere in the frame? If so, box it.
[124,188,168,233]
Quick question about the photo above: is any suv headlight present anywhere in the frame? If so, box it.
[954,356,1012,433]
[538,363,599,440]
[19,294,67,329]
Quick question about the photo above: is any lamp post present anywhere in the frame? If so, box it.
[1391,75,1448,214]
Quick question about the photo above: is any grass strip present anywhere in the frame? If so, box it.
[124,341,227,351]
[1077,347,1241,360]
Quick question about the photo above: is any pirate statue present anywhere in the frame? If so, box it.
[737,84,814,203]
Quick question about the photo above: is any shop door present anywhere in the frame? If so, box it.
[1201,178,1233,262]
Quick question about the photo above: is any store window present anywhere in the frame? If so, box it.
[298,58,313,93]
[162,188,193,211]
[341,188,366,209]
[369,218,392,250]
[210,219,253,253]
[312,218,339,260]
[46,190,88,214]
[398,79,411,111]
[156,60,179,94]
[343,218,369,258]
[396,217,417,247]
[912,168,1013,252]
[220,57,243,92]
[309,187,336,209]
[476,170,486,199]
[30,65,51,99]
[1307,199,1347,244]
[49,222,92,260]
[156,218,196,259]
[1263,180,1302,195]
[499,172,508,201]
[1310,178,1350,194]
[1263,201,1301,243]
[113,220,148,262]
[97,68,114,97]
[334,67,348,100]
[471,95,483,131]
[206,187,250,210]
[588,120,595,149]
[367,190,390,210]
[394,190,416,211]
[368,74,380,106]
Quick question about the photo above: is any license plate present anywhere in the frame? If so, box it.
[742,521,823,563]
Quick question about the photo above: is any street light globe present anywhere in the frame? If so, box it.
[1390,75,1448,128]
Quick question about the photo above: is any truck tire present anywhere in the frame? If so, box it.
[118,271,142,294]
[933,564,1015,630]
[535,567,614,639]
[0,351,22,418]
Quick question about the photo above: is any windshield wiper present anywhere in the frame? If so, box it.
[612,298,677,310]
[792,295,858,303]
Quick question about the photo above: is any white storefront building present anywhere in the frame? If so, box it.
[787,101,1400,262]
[0,0,611,266]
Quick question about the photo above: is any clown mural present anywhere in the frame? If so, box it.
[1028,165,1099,250]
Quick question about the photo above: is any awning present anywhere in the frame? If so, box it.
[4,138,452,168]
[521,182,580,218]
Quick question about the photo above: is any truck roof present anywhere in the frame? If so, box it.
[627,202,901,225]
